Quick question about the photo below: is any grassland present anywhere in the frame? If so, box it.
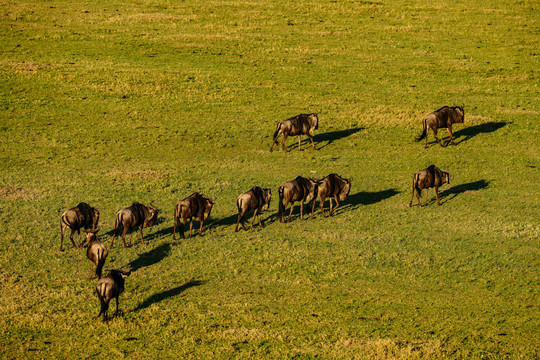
[0,0,538,358]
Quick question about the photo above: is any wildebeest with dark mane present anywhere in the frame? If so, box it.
[96,269,129,322]
[416,106,464,148]
[111,202,159,248]
[278,176,318,222]
[60,202,100,251]
[235,186,272,232]
[270,113,319,152]
[173,193,214,240]
[85,229,107,279]
[317,174,352,217]
[409,165,450,207]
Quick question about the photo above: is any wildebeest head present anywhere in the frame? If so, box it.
[305,178,319,203]
[143,205,159,228]
[441,170,450,185]
[261,189,272,210]
[308,113,319,130]
[85,228,100,241]
[454,105,465,124]
[203,198,214,220]
[91,208,100,229]
[339,178,352,201]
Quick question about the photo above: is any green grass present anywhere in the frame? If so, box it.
[0,0,538,358]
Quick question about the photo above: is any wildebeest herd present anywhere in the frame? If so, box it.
[61,108,463,321]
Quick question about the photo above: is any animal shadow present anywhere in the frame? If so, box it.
[454,122,507,144]
[145,225,174,242]
[314,127,364,150]
[124,242,172,273]
[133,280,206,312]
[439,180,490,202]
[284,127,363,151]
[340,189,400,211]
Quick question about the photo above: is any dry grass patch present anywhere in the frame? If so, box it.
[0,187,45,200]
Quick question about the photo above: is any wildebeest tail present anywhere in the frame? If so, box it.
[416,118,427,141]
[278,186,285,218]
[96,284,109,318]
[96,249,105,278]
[273,122,282,140]
[113,211,122,236]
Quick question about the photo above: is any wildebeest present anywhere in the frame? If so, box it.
[235,186,272,232]
[60,202,100,251]
[85,229,108,279]
[270,113,319,152]
[173,193,214,240]
[416,106,464,148]
[278,176,318,222]
[96,269,129,322]
[409,165,450,207]
[317,174,352,217]
[111,202,159,248]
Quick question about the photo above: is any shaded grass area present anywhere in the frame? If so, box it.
[0,0,539,359]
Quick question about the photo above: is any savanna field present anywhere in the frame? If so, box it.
[0,0,538,358]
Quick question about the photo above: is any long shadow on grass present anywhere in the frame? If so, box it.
[343,189,400,208]
[208,212,275,232]
[124,242,172,273]
[438,180,490,202]
[133,280,206,312]
[314,127,364,150]
[453,122,507,144]
[281,127,364,151]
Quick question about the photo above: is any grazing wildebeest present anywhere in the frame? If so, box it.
[173,193,214,240]
[317,174,352,217]
[96,269,129,322]
[111,202,159,248]
[278,176,318,222]
[270,113,319,152]
[60,202,100,251]
[409,165,450,207]
[85,229,108,279]
[416,106,465,148]
[235,186,272,232]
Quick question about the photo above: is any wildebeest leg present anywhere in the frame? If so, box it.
[433,129,444,147]
[424,188,429,206]
[435,187,441,205]
[288,203,295,222]
[298,135,302,151]
[69,228,77,248]
[189,218,194,238]
[139,225,146,245]
[270,136,279,152]
[300,200,305,220]
[320,195,327,217]
[330,197,340,216]
[446,126,455,146]
[235,210,246,232]
[281,134,289,152]
[425,128,429,148]
[250,209,259,229]
[122,227,129,248]
[89,262,93,280]
[308,134,316,150]
[114,296,119,316]
[180,218,186,239]
[198,219,204,236]
[173,216,178,240]
[416,189,422,206]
